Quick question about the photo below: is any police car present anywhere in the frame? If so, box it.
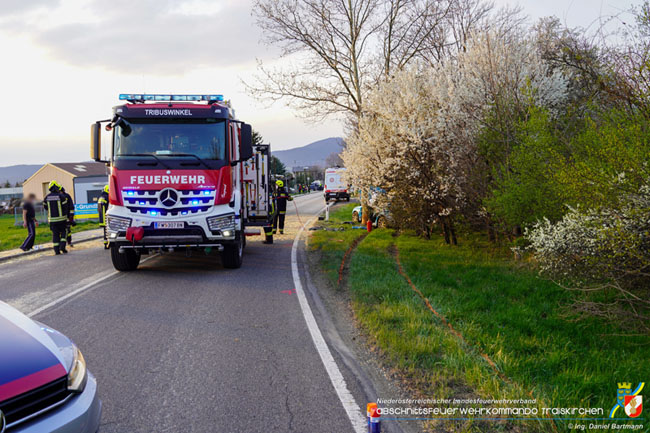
[0,302,101,432]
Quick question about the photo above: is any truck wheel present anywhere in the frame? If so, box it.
[222,232,244,269]
[377,216,388,228]
[110,245,140,271]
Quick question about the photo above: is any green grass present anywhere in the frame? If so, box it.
[309,218,650,432]
[395,233,649,428]
[0,214,100,251]
[309,203,364,285]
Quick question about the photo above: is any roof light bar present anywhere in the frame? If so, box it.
[119,94,224,102]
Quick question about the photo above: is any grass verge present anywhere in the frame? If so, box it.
[308,207,649,433]
[0,214,100,251]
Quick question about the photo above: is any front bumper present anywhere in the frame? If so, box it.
[14,373,101,433]
[106,204,238,248]
[325,191,349,200]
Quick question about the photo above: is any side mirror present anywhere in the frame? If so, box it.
[240,123,253,161]
[90,122,102,161]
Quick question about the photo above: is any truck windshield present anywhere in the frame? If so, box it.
[114,119,226,160]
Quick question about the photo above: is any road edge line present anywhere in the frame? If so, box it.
[291,211,366,433]
[26,255,156,318]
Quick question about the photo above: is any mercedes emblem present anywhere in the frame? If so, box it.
[159,188,179,208]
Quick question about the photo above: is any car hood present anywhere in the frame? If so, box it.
[0,302,67,402]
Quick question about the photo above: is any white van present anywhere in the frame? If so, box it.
[324,167,349,202]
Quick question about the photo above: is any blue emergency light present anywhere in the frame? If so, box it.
[119,94,224,102]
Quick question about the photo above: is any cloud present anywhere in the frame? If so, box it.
[0,0,60,16]
[10,0,272,73]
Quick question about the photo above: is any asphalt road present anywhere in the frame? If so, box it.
[0,192,368,432]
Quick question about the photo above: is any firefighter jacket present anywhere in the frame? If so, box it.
[61,191,75,221]
[43,191,71,223]
[97,192,109,225]
[274,187,293,212]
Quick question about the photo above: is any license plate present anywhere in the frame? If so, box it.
[154,222,184,229]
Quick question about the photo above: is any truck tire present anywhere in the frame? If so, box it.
[110,245,140,271]
[222,232,244,269]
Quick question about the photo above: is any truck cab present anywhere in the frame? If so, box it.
[91,94,275,271]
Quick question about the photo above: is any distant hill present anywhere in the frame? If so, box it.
[273,137,344,170]
[0,164,42,186]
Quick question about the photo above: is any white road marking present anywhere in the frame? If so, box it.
[26,255,157,318]
[291,211,367,433]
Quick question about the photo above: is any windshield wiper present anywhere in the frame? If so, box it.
[116,153,171,169]
[162,153,212,170]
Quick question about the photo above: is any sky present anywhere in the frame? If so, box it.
[0,0,642,166]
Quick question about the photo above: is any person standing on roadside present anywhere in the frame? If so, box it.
[61,187,75,247]
[19,193,38,251]
[43,181,71,255]
[98,185,109,249]
[273,180,293,235]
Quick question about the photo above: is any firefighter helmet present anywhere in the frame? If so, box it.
[276,180,284,188]
[103,185,109,193]
[48,180,61,191]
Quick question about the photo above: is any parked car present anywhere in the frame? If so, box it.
[351,205,389,228]
[0,301,101,432]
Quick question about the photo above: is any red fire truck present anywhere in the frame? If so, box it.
[91,94,274,271]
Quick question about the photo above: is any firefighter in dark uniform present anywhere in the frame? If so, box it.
[273,180,293,234]
[98,185,109,249]
[43,181,71,255]
[60,187,75,247]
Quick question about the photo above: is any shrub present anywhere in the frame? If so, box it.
[526,182,650,330]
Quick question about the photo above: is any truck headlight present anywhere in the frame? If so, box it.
[68,345,88,393]
[107,215,131,232]
[207,214,235,232]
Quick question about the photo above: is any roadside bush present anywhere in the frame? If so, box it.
[526,182,650,330]
[486,108,650,233]
[484,109,568,230]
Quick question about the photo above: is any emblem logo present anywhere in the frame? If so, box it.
[0,409,6,433]
[159,188,179,208]
[625,395,643,418]
[610,382,644,418]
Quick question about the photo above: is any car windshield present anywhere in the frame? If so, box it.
[114,119,226,160]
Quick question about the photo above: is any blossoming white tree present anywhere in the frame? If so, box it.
[343,27,568,241]
[343,64,477,241]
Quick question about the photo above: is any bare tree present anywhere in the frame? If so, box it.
[248,0,491,120]
[325,151,344,167]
